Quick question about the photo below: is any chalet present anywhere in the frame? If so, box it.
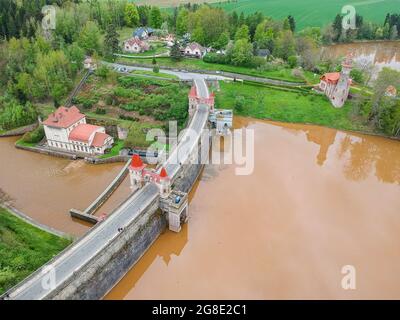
[123,37,150,54]
[133,27,154,40]
[43,106,113,155]
[183,42,205,58]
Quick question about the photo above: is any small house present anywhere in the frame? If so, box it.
[123,37,150,54]
[183,42,205,58]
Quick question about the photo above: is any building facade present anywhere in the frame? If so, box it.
[43,106,113,155]
[123,37,150,53]
[318,54,353,108]
[183,42,205,58]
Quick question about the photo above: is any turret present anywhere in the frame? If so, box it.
[129,154,146,189]
[158,167,171,198]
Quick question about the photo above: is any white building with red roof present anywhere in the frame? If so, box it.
[43,106,113,155]
[123,37,150,54]
[183,42,205,58]
[318,54,353,108]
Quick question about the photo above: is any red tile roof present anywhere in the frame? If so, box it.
[92,132,110,147]
[131,154,145,170]
[69,124,102,143]
[188,85,197,98]
[43,106,85,128]
[159,167,169,179]
[321,72,340,84]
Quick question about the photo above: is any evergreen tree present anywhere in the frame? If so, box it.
[103,23,119,61]
[170,40,182,61]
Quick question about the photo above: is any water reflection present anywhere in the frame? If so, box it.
[106,117,400,299]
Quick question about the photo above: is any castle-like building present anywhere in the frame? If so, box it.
[42,106,113,155]
[318,54,353,108]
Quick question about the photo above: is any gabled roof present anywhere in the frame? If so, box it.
[43,106,85,129]
[125,37,145,47]
[92,132,110,147]
[69,124,102,143]
[186,42,204,52]
[321,72,340,84]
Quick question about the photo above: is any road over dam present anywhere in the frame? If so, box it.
[4,76,210,300]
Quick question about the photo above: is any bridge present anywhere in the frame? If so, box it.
[3,77,211,300]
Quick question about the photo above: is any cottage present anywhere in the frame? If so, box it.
[123,37,150,54]
[83,57,97,70]
[385,85,397,97]
[133,27,154,40]
[165,34,175,47]
[183,42,205,58]
[318,54,353,108]
[43,106,113,155]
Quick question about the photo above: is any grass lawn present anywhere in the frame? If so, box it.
[116,56,308,83]
[99,140,124,159]
[0,208,71,294]
[217,81,370,132]
[130,69,179,80]
[15,139,37,148]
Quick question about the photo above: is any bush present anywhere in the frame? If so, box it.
[203,52,230,64]
[96,65,110,79]
[21,126,44,144]
[234,96,245,112]
[153,65,160,73]
[350,68,365,84]
[0,100,37,131]
[95,108,106,115]
[288,56,298,68]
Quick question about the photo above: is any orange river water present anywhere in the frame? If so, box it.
[1,117,400,299]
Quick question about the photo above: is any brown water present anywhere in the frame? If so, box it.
[105,117,400,300]
[322,41,400,81]
[0,136,131,236]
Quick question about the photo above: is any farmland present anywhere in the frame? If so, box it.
[136,0,400,31]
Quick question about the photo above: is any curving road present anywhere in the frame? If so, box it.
[5,75,210,300]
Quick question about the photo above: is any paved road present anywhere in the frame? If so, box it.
[5,76,210,300]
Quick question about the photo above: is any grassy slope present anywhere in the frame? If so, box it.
[212,0,398,30]
[216,81,369,132]
[0,208,71,294]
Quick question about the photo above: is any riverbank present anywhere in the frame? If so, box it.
[216,81,374,134]
[0,207,71,295]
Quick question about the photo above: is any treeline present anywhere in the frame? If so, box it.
[323,12,400,44]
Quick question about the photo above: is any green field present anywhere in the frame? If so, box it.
[216,81,369,132]
[212,0,399,30]
[0,208,71,294]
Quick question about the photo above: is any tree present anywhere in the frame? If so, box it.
[103,23,120,61]
[287,15,296,32]
[170,40,182,61]
[150,6,162,29]
[192,25,205,45]
[124,3,139,27]
[274,30,296,61]
[215,31,230,49]
[78,21,101,55]
[235,24,250,42]
[231,39,253,66]
[176,8,189,35]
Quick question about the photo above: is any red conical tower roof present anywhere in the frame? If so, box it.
[159,167,169,179]
[188,85,197,98]
[131,154,145,170]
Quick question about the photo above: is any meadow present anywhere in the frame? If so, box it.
[136,0,400,30]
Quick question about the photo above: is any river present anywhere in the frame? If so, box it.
[105,117,400,299]
[321,40,400,81]
[0,136,131,236]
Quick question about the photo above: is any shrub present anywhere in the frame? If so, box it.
[95,108,106,115]
[288,55,298,68]
[96,65,110,79]
[153,65,160,73]
[234,96,245,112]
[21,126,44,144]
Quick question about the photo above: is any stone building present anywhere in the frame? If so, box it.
[318,54,353,108]
[43,106,113,155]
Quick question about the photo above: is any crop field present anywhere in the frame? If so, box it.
[134,0,400,30]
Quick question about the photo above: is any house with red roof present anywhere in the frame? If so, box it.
[183,42,205,58]
[123,37,150,54]
[43,106,114,155]
[317,54,353,108]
